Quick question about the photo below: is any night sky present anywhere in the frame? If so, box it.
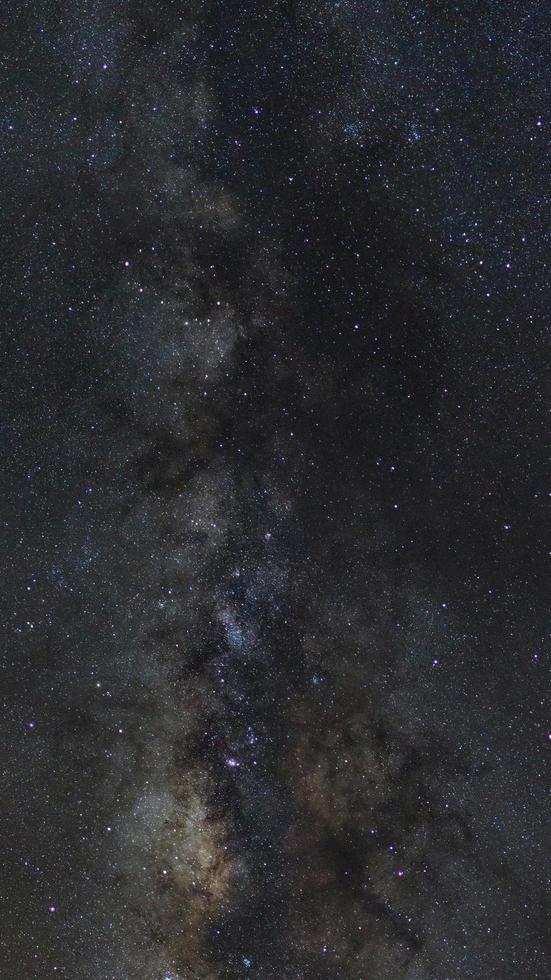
[2,2,550,978]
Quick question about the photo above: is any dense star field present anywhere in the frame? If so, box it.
[1,2,550,978]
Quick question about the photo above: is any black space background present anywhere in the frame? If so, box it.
[1,2,550,979]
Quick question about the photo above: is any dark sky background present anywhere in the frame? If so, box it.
[1,2,550,978]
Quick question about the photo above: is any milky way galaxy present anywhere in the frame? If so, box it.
[2,2,550,978]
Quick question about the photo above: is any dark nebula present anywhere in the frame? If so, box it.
[1,2,550,978]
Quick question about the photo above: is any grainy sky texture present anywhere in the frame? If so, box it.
[1,2,550,978]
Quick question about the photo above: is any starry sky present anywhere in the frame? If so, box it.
[2,2,550,978]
